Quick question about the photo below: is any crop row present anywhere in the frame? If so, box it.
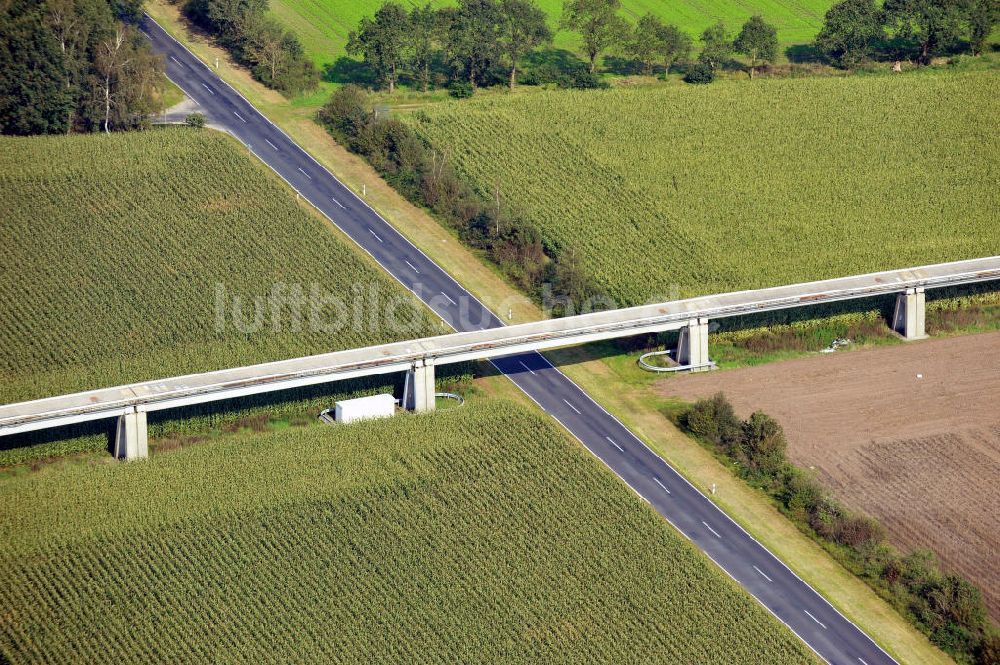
[409,70,1000,307]
[0,402,813,664]
[0,129,434,405]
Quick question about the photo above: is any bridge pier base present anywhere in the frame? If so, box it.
[892,288,927,340]
[677,318,711,371]
[114,407,148,460]
[403,359,436,412]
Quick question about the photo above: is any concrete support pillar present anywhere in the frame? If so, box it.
[114,406,148,460]
[677,317,710,371]
[892,287,927,340]
[403,359,436,412]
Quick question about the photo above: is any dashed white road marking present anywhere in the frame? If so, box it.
[753,565,773,582]
[368,228,382,243]
[653,477,671,494]
[606,437,624,452]
[440,291,457,306]
[201,83,215,95]
[518,361,536,375]
[330,196,345,209]
[563,399,581,415]
[405,260,420,273]
[804,609,827,630]
[170,55,183,66]
[858,658,870,665]
[233,111,246,123]
[265,139,279,151]
[297,167,312,180]
[702,521,722,538]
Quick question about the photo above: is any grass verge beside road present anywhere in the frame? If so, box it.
[145,0,542,325]
[139,7,970,660]
[549,344,955,665]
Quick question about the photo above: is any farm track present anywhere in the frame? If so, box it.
[659,331,1000,620]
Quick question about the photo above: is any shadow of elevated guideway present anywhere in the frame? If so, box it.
[142,14,897,665]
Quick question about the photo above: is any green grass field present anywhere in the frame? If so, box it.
[407,69,1000,305]
[0,128,434,405]
[0,401,814,663]
[271,0,832,70]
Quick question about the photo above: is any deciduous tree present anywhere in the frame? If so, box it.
[698,21,731,70]
[0,3,73,134]
[407,3,448,92]
[626,13,664,74]
[968,0,998,56]
[814,0,884,67]
[347,2,408,93]
[654,22,692,76]
[449,0,502,88]
[560,0,628,74]
[883,0,965,63]
[733,15,777,78]
[497,0,552,88]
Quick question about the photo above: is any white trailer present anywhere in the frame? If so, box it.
[332,394,397,424]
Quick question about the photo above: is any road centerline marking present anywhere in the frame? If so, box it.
[753,565,773,582]
[368,229,383,243]
[330,196,345,209]
[265,139,278,151]
[169,55,183,66]
[702,521,722,538]
[440,291,457,306]
[405,260,420,274]
[518,361,536,375]
[563,399,581,415]
[606,436,624,452]
[137,20,906,662]
[297,167,312,180]
[653,477,671,494]
[201,83,215,95]
[804,609,827,630]
[233,111,246,123]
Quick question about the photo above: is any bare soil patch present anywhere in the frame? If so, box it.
[658,332,1000,619]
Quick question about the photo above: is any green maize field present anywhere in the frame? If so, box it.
[0,401,814,663]
[271,0,832,69]
[407,70,1000,306]
[0,128,436,406]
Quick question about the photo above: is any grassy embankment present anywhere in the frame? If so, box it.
[135,8,971,662]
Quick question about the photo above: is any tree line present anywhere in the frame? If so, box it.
[349,0,997,94]
[0,0,164,135]
[815,0,998,67]
[682,394,999,665]
[180,0,319,95]
[346,0,555,93]
[317,85,605,311]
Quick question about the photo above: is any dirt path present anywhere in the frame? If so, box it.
[658,332,1000,619]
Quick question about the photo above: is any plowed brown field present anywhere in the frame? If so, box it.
[658,332,1000,619]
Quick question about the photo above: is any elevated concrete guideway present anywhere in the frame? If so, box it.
[16,16,988,662]
[2,256,997,441]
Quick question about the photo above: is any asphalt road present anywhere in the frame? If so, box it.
[144,16,898,665]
